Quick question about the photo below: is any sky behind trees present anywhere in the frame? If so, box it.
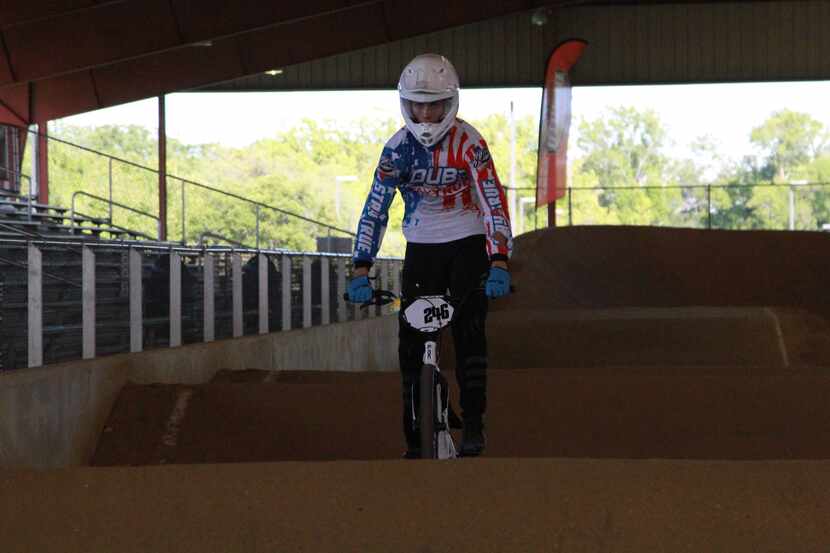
[46,94,830,256]
[60,81,830,170]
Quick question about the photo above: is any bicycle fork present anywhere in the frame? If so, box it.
[421,340,456,459]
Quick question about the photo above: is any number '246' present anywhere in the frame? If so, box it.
[423,304,450,324]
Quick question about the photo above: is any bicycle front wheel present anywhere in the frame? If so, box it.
[419,363,436,459]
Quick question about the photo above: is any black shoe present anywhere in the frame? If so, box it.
[460,418,486,457]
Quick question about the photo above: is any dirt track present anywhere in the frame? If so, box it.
[5,226,830,552]
[4,459,830,553]
[92,367,830,465]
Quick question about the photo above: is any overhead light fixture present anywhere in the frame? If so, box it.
[265,69,284,76]
[531,7,549,27]
[192,40,213,47]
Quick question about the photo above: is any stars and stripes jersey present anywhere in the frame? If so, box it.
[352,119,513,267]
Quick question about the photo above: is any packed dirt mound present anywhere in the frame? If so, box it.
[4,458,830,553]
[503,226,830,318]
[208,368,393,384]
[93,368,830,465]
[774,307,830,366]
[444,306,797,370]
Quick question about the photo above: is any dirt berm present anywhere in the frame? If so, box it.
[444,226,830,369]
[503,225,830,316]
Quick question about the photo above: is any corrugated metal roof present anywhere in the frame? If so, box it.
[203,1,830,91]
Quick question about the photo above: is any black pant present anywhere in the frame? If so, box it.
[398,234,490,449]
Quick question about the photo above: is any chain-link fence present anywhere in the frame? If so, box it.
[511,182,830,233]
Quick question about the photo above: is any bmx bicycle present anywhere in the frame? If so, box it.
[347,286,504,459]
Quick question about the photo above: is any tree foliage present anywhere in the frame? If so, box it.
[750,109,828,181]
[43,104,830,255]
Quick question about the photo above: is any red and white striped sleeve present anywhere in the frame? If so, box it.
[464,129,513,261]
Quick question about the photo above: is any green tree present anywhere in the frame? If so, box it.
[577,106,668,189]
[573,106,689,226]
[750,109,828,181]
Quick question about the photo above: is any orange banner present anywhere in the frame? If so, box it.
[536,39,587,209]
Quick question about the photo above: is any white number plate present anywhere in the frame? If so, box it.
[403,296,454,333]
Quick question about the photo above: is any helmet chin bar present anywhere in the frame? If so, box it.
[400,94,459,147]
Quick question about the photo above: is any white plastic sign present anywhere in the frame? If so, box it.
[403,296,454,333]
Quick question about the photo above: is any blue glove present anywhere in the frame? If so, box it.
[347,275,373,303]
[485,267,511,299]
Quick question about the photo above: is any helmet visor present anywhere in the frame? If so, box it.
[403,98,453,123]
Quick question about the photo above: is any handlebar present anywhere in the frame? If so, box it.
[341,289,399,308]
[342,285,515,309]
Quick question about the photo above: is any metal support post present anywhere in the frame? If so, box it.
[27,244,43,367]
[129,248,143,352]
[321,256,330,325]
[37,122,49,204]
[232,253,242,338]
[158,95,168,241]
[108,158,113,224]
[302,256,312,328]
[282,256,292,331]
[203,253,215,342]
[82,246,96,359]
[169,252,182,347]
[258,253,268,334]
[181,180,186,244]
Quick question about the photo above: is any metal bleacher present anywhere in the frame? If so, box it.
[0,189,150,241]
[0,186,398,372]
[0,188,177,369]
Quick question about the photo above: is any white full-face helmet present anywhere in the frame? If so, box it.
[398,54,460,148]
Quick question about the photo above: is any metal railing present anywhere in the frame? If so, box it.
[70,190,161,238]
[508,181,830,232]
[0,240,402,370]
[198,231,252,249]
[30,129,356,248]
[0,166,35,221]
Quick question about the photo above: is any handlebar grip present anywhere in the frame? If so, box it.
[343,289,398,308]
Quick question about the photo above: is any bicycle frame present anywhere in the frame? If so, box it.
[348,286,502,460]
[403,295,457,459]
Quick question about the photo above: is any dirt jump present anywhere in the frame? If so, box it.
[4,226,830,552]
